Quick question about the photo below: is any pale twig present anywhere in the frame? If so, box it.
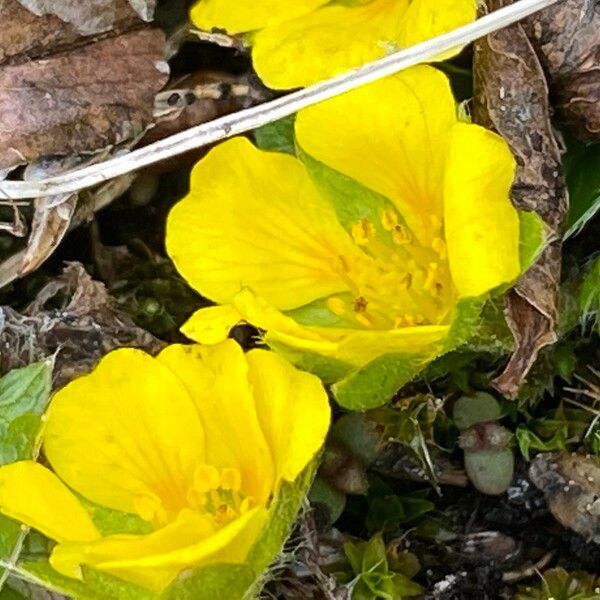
[0,0,560,200]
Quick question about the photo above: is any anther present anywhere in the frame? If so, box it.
[392,224,411,245]
[381,208,399,231]
[351,219,375,245]
[327,297,347,316]
[353,296,368,313]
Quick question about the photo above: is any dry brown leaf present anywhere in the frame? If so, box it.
[474,0,568,399]
[530,453,600,543]
[0,28,168,170]
[0,0,148,64]
[19,195,77,276]
[0,263,163,386]
[524,0,600,142]
[16,0,154,35]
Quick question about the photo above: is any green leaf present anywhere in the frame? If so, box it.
[332,353,428,411]
[0,586,26,599]
[267,341,354,386]
[0,361,52,434]
[299,149,398,236]
[245,459,317,573]
[18,562,157,600]
[79,500,153,536]
[253,116,296,155]
[0,416,42,467]
[161,564,255,600]
[564,143,600,239]
[0,362,53,590]
[519,210,547,271]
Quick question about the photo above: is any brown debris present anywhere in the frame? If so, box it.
[524,0,600,142]
[473,0,568,399]
[0,263,163,387]
[0,28,168,170]
[0,0,148,65]
[530,453,600,544]
[14,0,154,36]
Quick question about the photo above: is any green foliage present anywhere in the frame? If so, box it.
[79,499,153,536]
[516,405,593,460]
[162,564,256,600]
[20,562,157,600]
[366,491,434,535]
[342,534,422,600]
[564,141,600,239]
[453,392,502,431]
[253,115,296,155]
[515,567,600,600]
[0,361,52,438]
[0,361,53,589]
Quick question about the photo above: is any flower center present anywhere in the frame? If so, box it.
[331,208,454,329]
[187,465,254,528]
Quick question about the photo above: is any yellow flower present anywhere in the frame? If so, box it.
[0,340,330,592]
[167,66,524,407]
[190,0,477,89]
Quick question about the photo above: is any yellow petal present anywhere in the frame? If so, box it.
[245,349,330,484]
[296,67,457,241]
[167,137,358,311]
[399,0,477,60]
[190,0,327,35]
[234,289,449,367]
[252,0,410,89]
[51,506,267,592]
[0,461,99,543]
[44,349,205,518]
[181,305,242,345]
[443,123,520,298]
[157,341,275,504]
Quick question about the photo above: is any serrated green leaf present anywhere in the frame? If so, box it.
[253,116,296,155]
[161,564,255,600]
[19,562,157,600]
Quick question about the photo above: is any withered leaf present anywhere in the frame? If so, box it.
[530,453,600,544]
[524,0,600,142]
[0,0,148,65]
[16,0,155,35]
[0,29,168,170]
[474,0,568,399]
[0,263,163,386]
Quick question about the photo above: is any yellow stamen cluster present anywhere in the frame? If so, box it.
[188,465,253,528]
[331,207,454,330]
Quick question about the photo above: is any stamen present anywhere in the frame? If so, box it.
[381,208,399,231]
[327,296,347,316]
[351,219,375,245]
[392,224,412,245]
[221,468,242,491]
[432,237,447,259]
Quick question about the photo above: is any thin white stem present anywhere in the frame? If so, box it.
[0,0,559,200]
